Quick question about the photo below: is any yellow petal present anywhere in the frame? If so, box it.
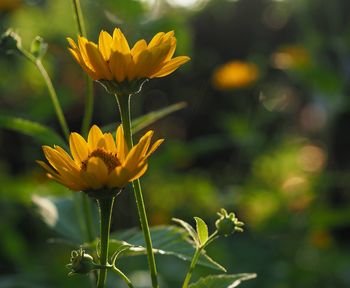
[124,131,153,170]
[42,146,86,189]
[85,42,113,80]
[151,56,190,78]
[145,138,164,158]
[129,162,148,181]
[109,51,128,82]
[81,157,108,190]
[88,125,104,151]
[98,30,113,61]
[68,47,83,66]
[107,166,130,188]
[38,158,84,191]
[77,36,91,67]
[68,47,99,80]
[112,28,130,54]
[37,160,59,177]
[131,39,147,59]
[134,42,171,78]
[43,146,73,171]
[104,133,116,152]
[116,125,128,163]
[162,31,175,42]
[69,132,89,163]
[164,37,177,62]
[67,37,78,49]
[148,32,165,48]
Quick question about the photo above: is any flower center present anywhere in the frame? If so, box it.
[81,148,120,173]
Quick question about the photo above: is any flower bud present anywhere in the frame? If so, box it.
[0,29,21,54]
[30,36,47,59]
[215,208,244,237]
[66,247,97,276]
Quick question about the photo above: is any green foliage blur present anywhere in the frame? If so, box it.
[1,0,350,287]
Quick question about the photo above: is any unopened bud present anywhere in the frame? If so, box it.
[0,29,21,54]
[215,208,244,237]
[66,247,97,276]
[30,36,47,59]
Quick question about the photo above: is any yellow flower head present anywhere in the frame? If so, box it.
[37,125,163,193]
[212,60,259,90]
[67,28,190,84]
[0,0,21,12]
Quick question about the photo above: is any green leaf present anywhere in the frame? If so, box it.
[132,101,187,133]
[107,225,226,271]
[194,217,209,246]
[0,115,66,147]
[32,195,98,244]
[173,217,200,246]
[101,102,187,134]
[188,273,257,288]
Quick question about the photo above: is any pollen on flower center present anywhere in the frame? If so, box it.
[81,149,120,172]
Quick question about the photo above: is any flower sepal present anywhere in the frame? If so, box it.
[98,78,148,96]
[85,187,122,200]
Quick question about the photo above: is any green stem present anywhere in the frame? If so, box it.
[36,60,70,140]
[182,231,219,288]
[182,247,202,288]
[111,265,134,288]
[115,93,159,288]
[20,49,70,140]
[71,0,86,36]
[69,6,96,287]
[96,197,115,288]
[81,77,94,137]
[70,0,94,138]
[82,194,95,241]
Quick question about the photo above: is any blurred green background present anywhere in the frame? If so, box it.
[1,0,350,287]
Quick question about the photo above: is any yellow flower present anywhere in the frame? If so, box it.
[67,28,190,83]
[0,0,21,12]
[37,125,163,192]
[212,61,259,90]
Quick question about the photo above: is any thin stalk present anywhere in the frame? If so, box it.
[82,194,95,241]
[20,49,70,140]
[96,197,115,288]
[182,247,202,288]
[111,265,134,288]
[69,6,96,287]
[81,77,94,137]
[182,231,218,288]
[70,0,94,138]
[115,93,159,288]
[71,0,86,36]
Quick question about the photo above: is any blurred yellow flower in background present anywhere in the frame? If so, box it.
[37,125,163,192]
[212,60,259,90]
[0,0,21,12]
[271,45,310,70]
[67,28,190,83]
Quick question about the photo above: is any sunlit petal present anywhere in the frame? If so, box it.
[88,125,104,151]
[81,157,108,190]
[69,133,89,163]
[151,56,190,78]
[98,30,113,61]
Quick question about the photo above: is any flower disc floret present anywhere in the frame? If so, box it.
[67,28,190,84]
[37,125,163,192]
